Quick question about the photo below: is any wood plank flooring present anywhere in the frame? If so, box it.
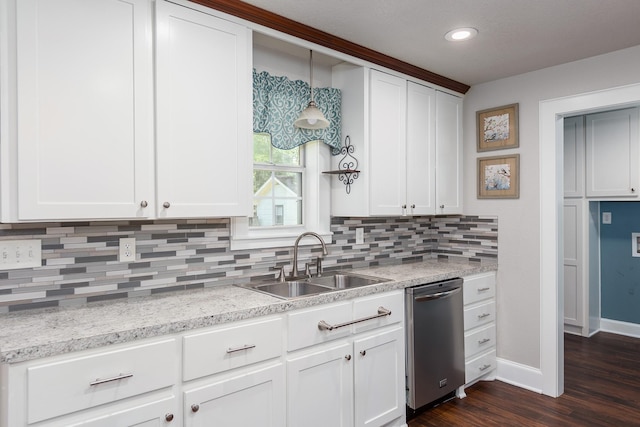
[409,332,640,426]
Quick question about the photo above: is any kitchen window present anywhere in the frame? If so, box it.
[231,69,337,249]
[230,135,331,250]
[251,133,303,228]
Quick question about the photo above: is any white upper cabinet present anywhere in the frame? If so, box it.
[155,1,252,218]
[331,66,458,217]
[564,116,585,198]
[11,0,155,220]
[369,70,409,216]
[1,0,252,221]
[585,107,640,198]
[405,81,437,215]
[435,91,463,214]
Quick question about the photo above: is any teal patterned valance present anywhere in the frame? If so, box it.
[253,69,342,154]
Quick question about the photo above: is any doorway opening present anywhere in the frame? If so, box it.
[540,82,640,397]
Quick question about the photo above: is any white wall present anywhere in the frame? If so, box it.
[463,45,640,370]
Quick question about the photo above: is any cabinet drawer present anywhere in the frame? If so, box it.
[287,301,352,351]
[27,339,177,424]
[183,317,283,381]
[464,323,496,359]
[352,290,404,334]
[465,349,496,384]
[463,272,496,305]
[463,300,495,331]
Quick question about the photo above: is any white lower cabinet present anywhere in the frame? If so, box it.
[287,341,354,427]
[286,290,406,427]
[2,338,180,427]
[66,397,179,427]
[462,272,497,387]
[1,292,406,427]
[353,327,404,427]
[183,363,285,427]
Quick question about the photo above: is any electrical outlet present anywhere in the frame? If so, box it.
[355,228,364,245]
[119,238,136,262]
[0,239,42,270]
[602,212,612,224]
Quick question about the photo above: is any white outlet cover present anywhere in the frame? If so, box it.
[119,238,136,262]
[602,212,612,224]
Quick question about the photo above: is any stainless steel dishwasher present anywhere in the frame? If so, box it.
[405,277,465,414]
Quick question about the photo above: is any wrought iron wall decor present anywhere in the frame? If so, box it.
[323,135,360,194]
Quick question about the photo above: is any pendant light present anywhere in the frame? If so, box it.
[294,50,330,130]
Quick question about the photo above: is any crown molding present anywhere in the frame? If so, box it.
[189,0,470,94]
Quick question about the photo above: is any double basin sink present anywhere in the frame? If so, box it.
[241,272,390,299]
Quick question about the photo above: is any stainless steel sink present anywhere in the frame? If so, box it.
[250,281,333,299]
[308,272,388,289]
[239,272,390,299]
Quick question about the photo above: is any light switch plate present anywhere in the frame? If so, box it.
[355,227,364,245]
[632,233,640,257]
[0,239,42,270]
[602,212,612,224]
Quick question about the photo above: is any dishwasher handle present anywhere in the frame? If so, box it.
[414,287,461,302]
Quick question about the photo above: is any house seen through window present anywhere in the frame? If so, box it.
[251,133,303,227]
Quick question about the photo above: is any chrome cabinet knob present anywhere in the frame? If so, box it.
[191,404,200,413]
[345,354,352,361]
[402,204,407,209]
[440,204,445,209]
[140,200,148,208]
[163,202,171,208]
[360,350,366,356]
[165,413,174,422]
[411,204,415,209]
[632,188,636,193]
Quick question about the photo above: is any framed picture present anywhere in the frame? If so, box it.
[478,154,520,199]
[477,103,519,151]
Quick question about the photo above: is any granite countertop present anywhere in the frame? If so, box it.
[0,260,497,364]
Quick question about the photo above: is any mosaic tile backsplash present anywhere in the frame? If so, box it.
[0,215,497,312]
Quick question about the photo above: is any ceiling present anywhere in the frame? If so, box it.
[241,0,640,86]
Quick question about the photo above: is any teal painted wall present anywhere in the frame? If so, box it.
[600,202,640,324]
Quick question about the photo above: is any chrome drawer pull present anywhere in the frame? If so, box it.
[226,344,256,354]
[477,313,491,319]
[478,338,491,344]
[479,364,492,372]
[477,287,491,292]
[89,373,133,386]
[318,306,392,331]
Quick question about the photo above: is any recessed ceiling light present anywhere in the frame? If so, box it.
[444,27,478,42]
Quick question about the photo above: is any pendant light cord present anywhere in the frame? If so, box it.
[309,50,314,103]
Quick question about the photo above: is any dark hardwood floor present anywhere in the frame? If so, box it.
[409,332,640,426]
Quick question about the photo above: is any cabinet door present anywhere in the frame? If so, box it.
[585,107,640,198]
[563,199,584,329]
[67,397,178,427]
[353,327,404,427]
[184,363,285,427]
[369,70,407,216]
[16,0,154,220]
[406,82,436,215]
[564,116,585,197]
[435,91,463,214]
[287,342,353,427]
[156,1,252,218]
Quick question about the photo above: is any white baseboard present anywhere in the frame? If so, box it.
[599,318,640,338]
[495,357,543,394]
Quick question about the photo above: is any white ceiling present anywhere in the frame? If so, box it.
[241,0,640,86]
